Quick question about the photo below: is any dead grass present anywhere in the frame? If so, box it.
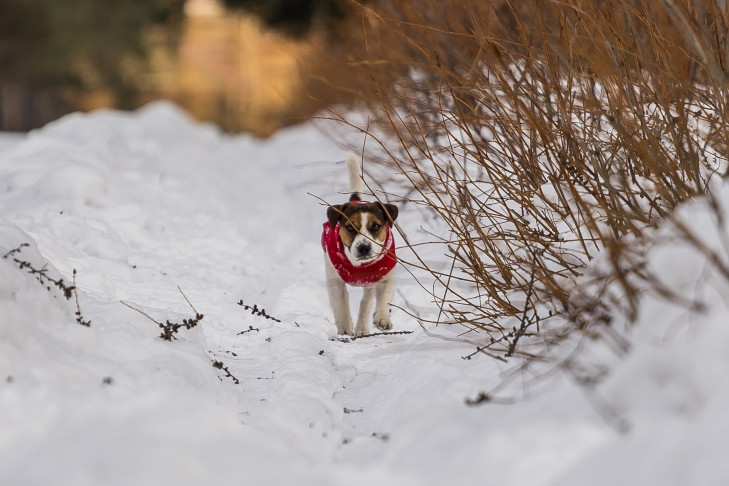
[314,0,729,367]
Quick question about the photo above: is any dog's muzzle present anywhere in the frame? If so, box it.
[355,242,372,259]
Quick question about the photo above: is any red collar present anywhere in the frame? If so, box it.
[321,222,396,286]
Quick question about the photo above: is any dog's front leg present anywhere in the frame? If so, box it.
[325,260,353,335]
[373,271,395,330]
[354,286,376,337]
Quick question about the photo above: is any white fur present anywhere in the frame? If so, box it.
[345,152,363,195]
[342,213,386,266]
[325,154,396,336]
[325,257,395,336]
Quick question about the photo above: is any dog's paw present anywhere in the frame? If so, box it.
[353,324,370,337]
[373,312,393,331]
[336,323,353,336]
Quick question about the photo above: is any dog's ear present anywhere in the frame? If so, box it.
[327,203,349,228]
[377,202,399,225]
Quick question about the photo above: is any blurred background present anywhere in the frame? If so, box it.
[0,0,361,137]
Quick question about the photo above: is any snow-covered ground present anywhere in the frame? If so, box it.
[1,103,727,485]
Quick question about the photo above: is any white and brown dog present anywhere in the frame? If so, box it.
[322,154,398,336]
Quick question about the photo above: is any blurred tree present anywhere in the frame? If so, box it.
[0,0,185,130]
[1,0,184,87]
[0,0,184,129]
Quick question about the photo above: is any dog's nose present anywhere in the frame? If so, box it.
[356,242,371,258]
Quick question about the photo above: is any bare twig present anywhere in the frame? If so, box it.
[212,360,240,385]
[4,243,90,326]
[351,330,414,340]
[122,287,203,341]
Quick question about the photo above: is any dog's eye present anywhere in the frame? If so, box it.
[345,224,356,233]
[371,223,381,232]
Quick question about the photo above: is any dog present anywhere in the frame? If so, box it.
[322,154,399,336]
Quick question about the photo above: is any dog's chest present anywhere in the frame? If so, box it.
[321,222,396,286]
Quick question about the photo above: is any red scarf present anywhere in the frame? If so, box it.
[322,221,397,287]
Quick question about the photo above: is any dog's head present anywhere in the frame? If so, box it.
[327,201,398,266]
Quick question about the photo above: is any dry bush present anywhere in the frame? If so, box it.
[320,0,729,365]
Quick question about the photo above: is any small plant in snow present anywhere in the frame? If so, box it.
[212,360,240,385]
[237,300,281,323]
[3,242,91,327]
[238,325,260,335]
[122,288,241,385]
[122,286,202,341]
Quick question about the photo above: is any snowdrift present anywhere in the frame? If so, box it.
[0,103,727,485]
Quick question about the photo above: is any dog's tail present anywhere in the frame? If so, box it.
[345,152,364,201]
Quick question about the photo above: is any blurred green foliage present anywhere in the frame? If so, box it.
[0,0,184,90]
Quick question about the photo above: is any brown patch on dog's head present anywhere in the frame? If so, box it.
[326,203,348,229]
[327,201,398,249]
[338,211,362,248]
[327,202,398,227]
[327,203,366,248]
[376,202,399,226]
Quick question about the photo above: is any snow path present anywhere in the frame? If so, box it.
[0,104,529,484]
[2,103,728,485]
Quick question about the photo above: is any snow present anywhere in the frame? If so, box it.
[1,101,728,485]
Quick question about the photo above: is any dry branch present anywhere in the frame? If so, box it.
[322,0,729,372]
